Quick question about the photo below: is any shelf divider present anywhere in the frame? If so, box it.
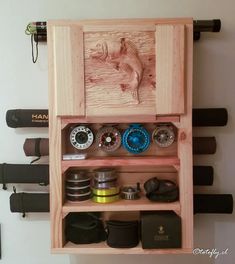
[61,156,180,172]
[62,197,180,215]
[52,242,192,254]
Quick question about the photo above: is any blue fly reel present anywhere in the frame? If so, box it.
[122,124,150,154]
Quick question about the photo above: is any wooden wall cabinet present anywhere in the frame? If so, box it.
[48,18,193,254]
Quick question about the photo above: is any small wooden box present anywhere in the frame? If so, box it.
[141,211,181,249]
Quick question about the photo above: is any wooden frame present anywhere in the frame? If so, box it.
[48,18,193,254]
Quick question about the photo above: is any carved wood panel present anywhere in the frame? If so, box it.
[84,31,156,116]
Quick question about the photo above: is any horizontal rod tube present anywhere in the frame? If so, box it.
[0,164,49,186]
[28,19,222,43]
[10,193,233,214]
[1,164,212,186]
[6,108,228,128]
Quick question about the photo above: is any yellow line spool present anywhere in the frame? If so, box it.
[92,187,119,196]
[92,194,120,203]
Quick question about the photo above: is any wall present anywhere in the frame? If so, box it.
[0,0,234,263]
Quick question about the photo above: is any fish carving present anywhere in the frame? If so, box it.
[90,38,143,104]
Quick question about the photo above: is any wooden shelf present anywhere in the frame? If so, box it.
[52,242,192,254]
[61,115,180,127]
[62,197,180,215]
[61,156,180,172]
[48,18,193,253]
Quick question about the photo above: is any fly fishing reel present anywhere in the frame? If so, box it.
[122,124,150,154]
[121,183,141,200]
[70,125,94,150]
[96,126,122,152]
[152,125,175,148]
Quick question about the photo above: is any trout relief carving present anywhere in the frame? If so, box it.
[89,38,143,104]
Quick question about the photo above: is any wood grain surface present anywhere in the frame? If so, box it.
[85,31,156,116]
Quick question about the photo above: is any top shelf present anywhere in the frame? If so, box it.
[61,115,180,128]
[61,156,180,172]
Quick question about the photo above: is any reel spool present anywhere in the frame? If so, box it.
[93,168,117,183]
[92,193,120,203]
[96,126,122,152]
[70,125,94,150]
[152,125,175,148]
[122,124,150,154]
[66,170,91,187]
[66,191,92,202]
[93,181,117,189]
[92,186,120,196]
[66,170,91,201]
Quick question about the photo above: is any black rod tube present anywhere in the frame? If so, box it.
[193,166,214,186]
[0,164,49,187]
[6,109,48,128]
[10,193,50,213]
[193,108,228,127]
[34,34,47,42]
[23,136,216,156]
[0,164,212,187]
[193,19,221,32]
[6,108,228,128]
[193,137,216,155]
[28,19,221,43]
[193,32,201,41]
[194,194,233,214]
[9,193,233,214]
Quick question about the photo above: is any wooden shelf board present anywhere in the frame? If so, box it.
[52,242,192,254]
[62,197,180,214]
[62,156,180,172]
[61,115,180,127]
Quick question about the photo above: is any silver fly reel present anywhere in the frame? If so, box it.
[70,125,94,150]
[121,183,141,200]
[96,126,122,152]
[152,125,175,148]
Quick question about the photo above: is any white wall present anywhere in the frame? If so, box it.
[0,0,234,263]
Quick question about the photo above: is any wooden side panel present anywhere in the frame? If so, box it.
[155,25,185,115]
[48,24,63,248]
[49,25,85,116]
[177,24,193,249]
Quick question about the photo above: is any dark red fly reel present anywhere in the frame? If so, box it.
[96,126,122,152]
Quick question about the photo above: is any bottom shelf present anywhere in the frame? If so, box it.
[52,242,192,254]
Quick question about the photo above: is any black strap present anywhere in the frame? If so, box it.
[30,138,41,164]
[34,138,41,157]
[20,193,26,217]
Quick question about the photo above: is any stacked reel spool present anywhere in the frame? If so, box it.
[92,168,120,203]
[66,170,91,202]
